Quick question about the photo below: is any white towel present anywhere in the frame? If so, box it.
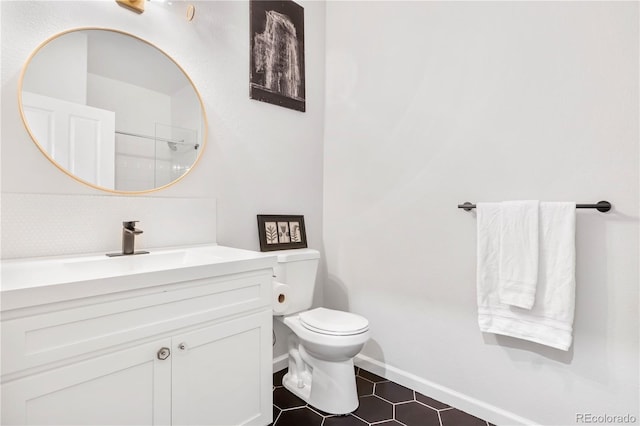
[476,202,576,350]
[498,201,539,309]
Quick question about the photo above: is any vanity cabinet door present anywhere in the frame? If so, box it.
[171,309,272,426]
[1,339,172,426]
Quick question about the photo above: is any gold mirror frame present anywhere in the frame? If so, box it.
[18,27,208,194]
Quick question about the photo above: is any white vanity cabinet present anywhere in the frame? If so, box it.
[1,245,276,426]
[3,337,173,425]
[171,311,271,426]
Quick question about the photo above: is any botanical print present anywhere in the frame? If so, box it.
[289,221,301,242]
[277,222,291,243]
[265,222,278,244]
[257,214,306,252]
[250,0,305,112]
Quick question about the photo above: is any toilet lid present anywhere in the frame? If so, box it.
[299,308,369,336]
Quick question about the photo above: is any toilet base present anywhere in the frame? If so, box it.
[283,343,359,415]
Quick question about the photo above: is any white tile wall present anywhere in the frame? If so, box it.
[1,193,216,259]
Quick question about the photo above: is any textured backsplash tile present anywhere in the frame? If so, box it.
[1,193,217,259]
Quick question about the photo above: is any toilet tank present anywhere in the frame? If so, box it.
[273,248,320,315]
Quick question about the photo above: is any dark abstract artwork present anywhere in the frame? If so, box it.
[250,0,305,112]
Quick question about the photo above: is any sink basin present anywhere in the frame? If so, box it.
[63,248,222,275]
[1,244,277,310]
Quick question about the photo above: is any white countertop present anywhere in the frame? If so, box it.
[1,244,277,311]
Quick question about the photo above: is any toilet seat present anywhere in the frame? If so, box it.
[299,307,369,336]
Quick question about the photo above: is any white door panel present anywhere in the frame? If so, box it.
[22,91,115,187]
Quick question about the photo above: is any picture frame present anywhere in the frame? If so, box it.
[257,214,307,251]
[249,0,306,112]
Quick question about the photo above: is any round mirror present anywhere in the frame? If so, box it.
[19,28,207,193]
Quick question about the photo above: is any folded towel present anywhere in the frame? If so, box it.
[498,200,539,309]
[476,202,576,350]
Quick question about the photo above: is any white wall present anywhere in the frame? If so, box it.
[324,2,638,425]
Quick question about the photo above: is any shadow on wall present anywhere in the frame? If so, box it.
[273,319,292,359]
[482,334,574,365]
[324,273,351,311]
[361,338,386,371]
[325,273,387,369]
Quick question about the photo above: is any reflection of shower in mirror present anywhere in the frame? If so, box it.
[112,123,199,191]
[166,141,199,151]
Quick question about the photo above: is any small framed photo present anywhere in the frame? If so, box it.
[257,215,307,252]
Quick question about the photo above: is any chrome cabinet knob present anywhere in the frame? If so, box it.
[178,342,187,351]
[157,347,170,360]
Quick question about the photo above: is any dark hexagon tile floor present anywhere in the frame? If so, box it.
[270,367,493,426]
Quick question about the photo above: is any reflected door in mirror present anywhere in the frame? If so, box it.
[22,92,116,187]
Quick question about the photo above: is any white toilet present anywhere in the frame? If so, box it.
[272,248,370,415]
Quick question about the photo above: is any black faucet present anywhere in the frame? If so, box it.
[106,221,149,257]
[122,221,144,255]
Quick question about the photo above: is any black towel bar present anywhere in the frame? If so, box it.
[457,201,612,213]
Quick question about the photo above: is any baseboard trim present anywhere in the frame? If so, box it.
[273,353,288,373]
[354,354,537,426]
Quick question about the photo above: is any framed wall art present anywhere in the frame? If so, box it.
[257,214,307,251]
[250,0,306,112]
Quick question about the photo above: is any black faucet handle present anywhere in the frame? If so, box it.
[123,220,140,230]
